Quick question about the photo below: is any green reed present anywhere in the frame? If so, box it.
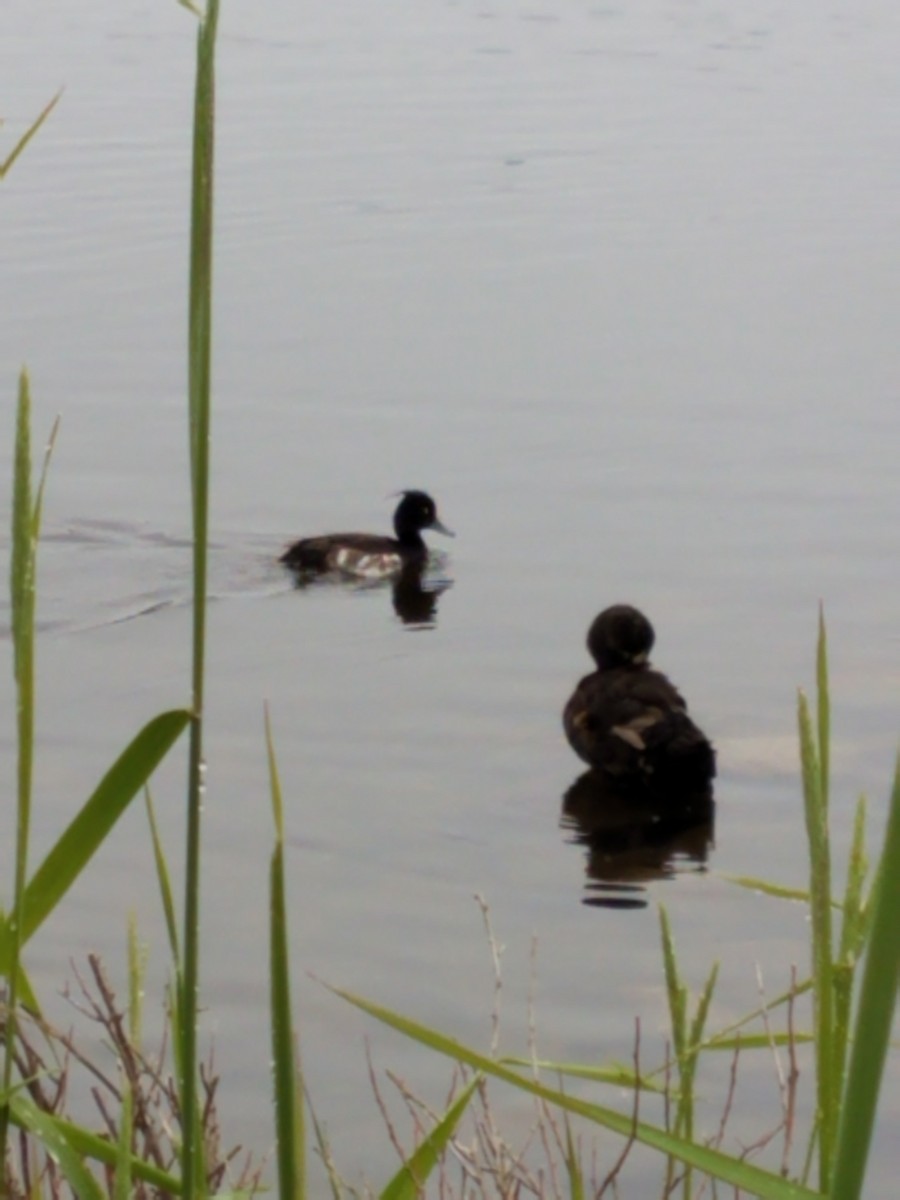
[797,610,837,1183]
[266,709,306,1200]
[1,373,53,1172]
[180,1,220,1195]
[2,70,190,1195]
[1,384,190,1194]
[658,907,719,1199]
[829,757,900,1197]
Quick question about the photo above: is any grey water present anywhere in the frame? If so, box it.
[3,0,900,1191]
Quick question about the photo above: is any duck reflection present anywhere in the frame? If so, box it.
[390,563,452,627]
[286,561,452,629]
[561,770,715,910]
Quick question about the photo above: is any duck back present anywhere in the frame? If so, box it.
[563,664,715,797]
[280,532,408,576]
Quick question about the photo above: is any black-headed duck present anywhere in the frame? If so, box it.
[280,490,453,579]
[563,605,715,796]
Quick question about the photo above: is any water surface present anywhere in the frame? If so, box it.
[3,0,900,1191]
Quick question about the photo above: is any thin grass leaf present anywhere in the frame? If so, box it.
[0,89,62,179]
[11,371,34,665]
[658,906,686,1060]
[329,985,823,1200]
[4,373,38,1164]
[838,796,869,966]
[701,1033,814,1051]
[681,959,719,1100]
[501,1057,668,1095]
[720,874,811,903]
[676,960,719,1198]
[379,1075,480,1200]
[8,1092,106,1200]
[675,976,813,1066]
[5,963,40,1016]
[798,687,836,1186]
[127,913,146,1047]
[145,789,181,964]
[167,977,185,1085]
[687,961,719,1067]
[797,691,822,840]
[831,961,855,1111]
[829,757,900,1200]
[816,605,829,814]
[0,710,191,972]
[562,1112,585,1200]
[31,416,60,539]
[11,1108,182,1193]
[180,5,220,1193]
[266,708,304,1200]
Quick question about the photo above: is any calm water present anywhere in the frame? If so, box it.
[3,0,900,1191]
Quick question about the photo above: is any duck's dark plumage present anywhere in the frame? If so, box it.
[280,490,453,578]
[563,605,715,797]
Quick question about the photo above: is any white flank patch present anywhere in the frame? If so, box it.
[335,549,400,579]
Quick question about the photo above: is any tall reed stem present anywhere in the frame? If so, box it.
[1,376,36,1185]
[181,2,220,1195]
[1,375,56,1189]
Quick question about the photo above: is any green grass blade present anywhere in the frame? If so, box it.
[0,89,63,179]
[816,606,829,813]
[127,913,146,1047]
[838,796,869,966]
[31,416,60,540]
[829,758,900,1200]
[828,796,869,1117]
[266,708,305,1200]
[10,370,34,668]
[9,1105,182,1193]
[3,370,38,1167]
[562,1111,585,1200]
[180,3,220,1193]
[145,789,181,964]
[379,1074,480,1200]
[658,906,686,1060]
[0,710,190,968]
[798,687,835,1185]
[5,964,40,1016]
[8,1092,106,1200]
[720,874,811,903]
[329,985,822,1200]
[700,1033,814,1051]
[677,976,813,1063]
[678,960,718,1198]
[501,1058,668,1094]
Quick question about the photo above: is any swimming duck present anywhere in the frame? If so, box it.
[280,490,453,578]
[563,605,715,797]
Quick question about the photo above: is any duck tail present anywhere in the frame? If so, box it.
[644,712,716,792]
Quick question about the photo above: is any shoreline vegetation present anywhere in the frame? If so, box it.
[3,5,898,1197]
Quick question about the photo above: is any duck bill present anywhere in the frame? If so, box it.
[431,517,455,538]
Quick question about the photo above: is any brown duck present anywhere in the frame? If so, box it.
[563,605,715,797]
